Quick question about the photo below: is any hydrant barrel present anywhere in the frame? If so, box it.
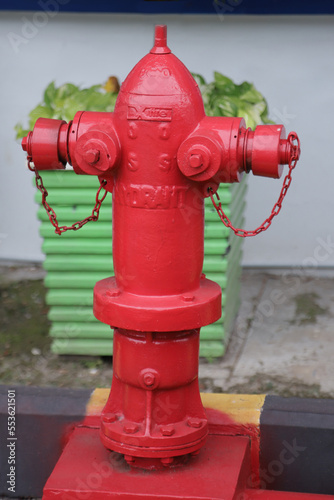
[111,43,206,297]
[93,27,222,333]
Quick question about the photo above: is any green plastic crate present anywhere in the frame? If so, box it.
[36,170,246,358]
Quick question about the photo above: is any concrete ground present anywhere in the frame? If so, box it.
[200,269,334,398]
[1,261,334,398]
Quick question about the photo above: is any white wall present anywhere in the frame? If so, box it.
[1,12,333,268]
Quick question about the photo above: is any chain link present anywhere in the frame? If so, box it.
[208,132,300,238]
[28,131,299,238]
[28,157,108,236]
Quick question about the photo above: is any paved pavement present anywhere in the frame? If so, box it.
[1,260,334,398]
[0,260,46,285]
[199,269,334,398]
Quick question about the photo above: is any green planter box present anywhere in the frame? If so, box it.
[36,171,246,358]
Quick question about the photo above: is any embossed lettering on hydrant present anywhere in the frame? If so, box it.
[127,105,172,122]
[115,183,188,209]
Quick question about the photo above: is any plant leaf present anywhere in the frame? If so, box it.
[192,73,207,86]
[15,72,274,140]
[43,81,57,108]
[56,83,80,100]
[14,123,29,140]
[28,105,54,130]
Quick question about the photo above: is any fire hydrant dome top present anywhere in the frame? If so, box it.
[119,25,204,100]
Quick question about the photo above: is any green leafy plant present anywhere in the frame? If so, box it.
[15,72,272,139]
[192,71,273,129]
[15,77,120,140]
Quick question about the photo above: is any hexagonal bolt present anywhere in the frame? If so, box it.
[160,425,175,436]
[187,418,202,429]
[107,288,121,298]
[84,148,100,165]
[124,423,139,434]
[103,413,117,423]
[124,455,135,464]
[188,153,203,169]
[143,372,156,387]
[182,294,195,302]
[161,457,174,466]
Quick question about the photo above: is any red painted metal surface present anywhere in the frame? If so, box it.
[100,329,207,465]
[43,428,252,500]
[42,418,334,500]
[22,24,301,475]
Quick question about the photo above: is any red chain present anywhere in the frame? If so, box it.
[208,132,300,238]
[27,158,108,236]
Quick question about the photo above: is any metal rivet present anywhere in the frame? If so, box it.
[107,289,121,298]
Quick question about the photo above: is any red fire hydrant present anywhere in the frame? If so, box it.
[22,26,300,473]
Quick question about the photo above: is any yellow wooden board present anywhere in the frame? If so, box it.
[86,388,265,427]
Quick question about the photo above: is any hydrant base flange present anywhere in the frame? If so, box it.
[100,429,207,460]
[93,276,222,331]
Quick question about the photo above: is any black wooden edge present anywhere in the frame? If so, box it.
[0,384,92,498]
[2,387,334,498]
[260,395,334,496]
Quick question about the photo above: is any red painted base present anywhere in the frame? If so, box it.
[42,429,251,500]
[42,424,334,500]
